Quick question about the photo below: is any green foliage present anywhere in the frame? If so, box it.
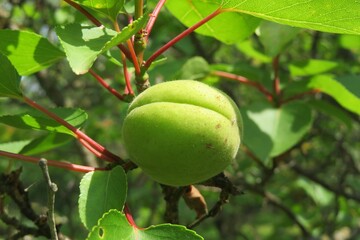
[0,30,65,76]
[56,16,148,74]
[0,0,360,239]
[87,210,203,240]
[79,166,127,229]
[0,53,23,99]
[241,101,313,163]
[73,0,125,22]
[0,108,88,136]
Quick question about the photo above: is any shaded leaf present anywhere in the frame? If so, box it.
[308,99,352,129]
[0,108,88,136]
[20,132,73,155]
[258,21,300,57]
[176,57,210,80]
[56,16,148,74]
[87,210,204,240]
[73,0,125,21]
[0,53,23,99]
[0,140,32,154]
[79,167,127,229]
[0,29,65,76]
[241,101,313,163]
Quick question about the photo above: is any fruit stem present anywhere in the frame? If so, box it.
[144,7,222,69]
[211,70,273,102]
[0,150,103,173]
[23,96,124,163]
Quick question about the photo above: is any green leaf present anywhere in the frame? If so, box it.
[222,0,360,35]
[0,53,23,99]
[0,140,32,154]
[339,34,360,53]
[87,210,204,240]
[0,133,72,155]
[73,0,125,21]
[56,16,148,74]
[296,178,333,206]
[165,1,260,44]
[241,101,313,163]
[0,29,65,76]
[258,21,300,57]
[284,75,360,115]
[20,132,73,155]
[236,40,271,63]
[79,167,127,229]
[176,57,210,80]
[307,99,353,129]
[289,59,339,77]
[0,108,88,136]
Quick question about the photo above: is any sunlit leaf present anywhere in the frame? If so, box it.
[0,30,65,76]
[87,210,204,240]
[56,16,148,74]
[0,108,88,136]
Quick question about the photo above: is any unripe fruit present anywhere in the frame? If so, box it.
[122,80,242,186]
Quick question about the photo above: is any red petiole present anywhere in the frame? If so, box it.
[0,150,103,173]
[23,96,124,163]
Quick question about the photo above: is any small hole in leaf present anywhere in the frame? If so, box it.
[98,227,104,238]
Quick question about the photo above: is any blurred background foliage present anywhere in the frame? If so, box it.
[0,0,359,239]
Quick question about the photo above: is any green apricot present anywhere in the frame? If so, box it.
[122,80,242,186]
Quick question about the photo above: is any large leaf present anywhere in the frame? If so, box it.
[73,0,125,21]
[283,75,360,115]
[222,0,360,35]
[167,0,360,42]
[241,101,313,163]
[79,166,127,229]
[87,210,204,240]
[56,16,148,75]
[0,30,65,76]
[0,53,23,99]
[0,108,88,136]
[165,1,260,44]
[258,21,300,57]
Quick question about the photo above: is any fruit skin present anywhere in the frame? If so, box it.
[122,80,242,186]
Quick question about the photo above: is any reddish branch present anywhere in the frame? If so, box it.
[212,70,273,101]
[145,0,167,41]
[88,69,126,100]
[144,8,222,69]
[0,150,101,173]
[63,0,102,26]
[23,97,124,163]
[272,55,281,97]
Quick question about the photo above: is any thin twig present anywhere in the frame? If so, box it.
[0,150,102,173]
[212,70,273,101]
[144,8,222,69]
[39,159,58,240]
[88,69,126,101]
[145,0,166,41]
